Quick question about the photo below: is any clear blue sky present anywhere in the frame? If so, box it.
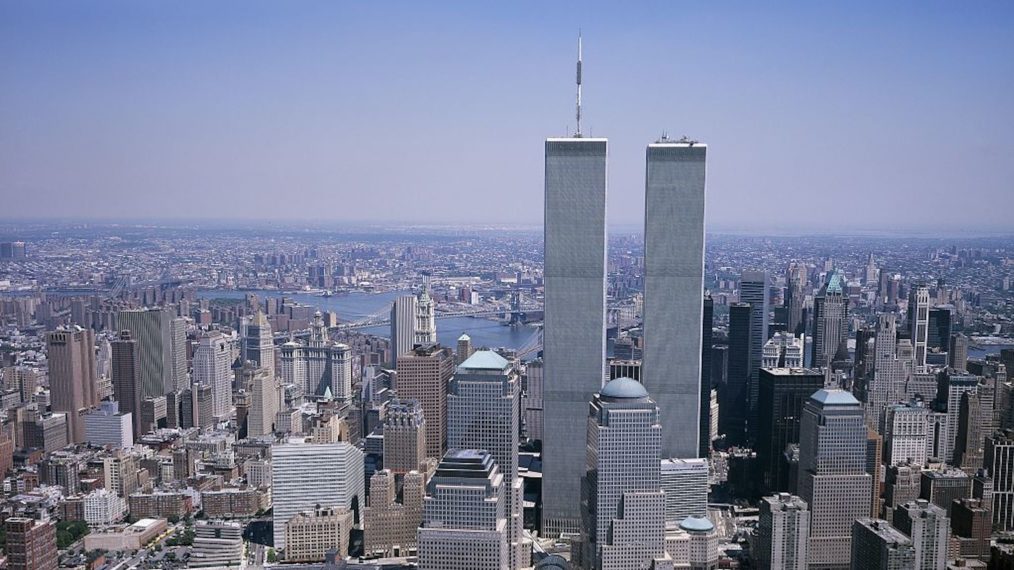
[2,1,1012,232]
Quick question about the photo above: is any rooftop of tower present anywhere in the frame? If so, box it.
[599,377,649,400]
[810,388,860,406]
[458,350,508,371]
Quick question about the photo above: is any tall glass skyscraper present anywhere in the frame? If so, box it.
[740,269,769,437]
[542,136,607,536]
[642,138,706,459]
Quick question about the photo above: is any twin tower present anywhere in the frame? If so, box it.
[542,135,707,536]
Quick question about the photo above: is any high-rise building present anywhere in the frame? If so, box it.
[103,452,138,498]
[883,463,923,524]
[866,314,907,428]
[389,295,418,368]
[383,399,427,474]
[415,285,437,346]
[721,302,752,445]
[523,359,544,441]
[417,450,509,570]
[284,506,354,562]
[882,401,930,467]
[46,327,98,443]
[271,441,364,551]
[785,263,807,336]
[950,334,969,373]
[893,499,948,570]
[811,270,848,371]
[192,331,233,419]
[950,497,991,560]
[927,307,951,352]
[579,378,671,569]
[455,333,473,366]
[986,428,1014,530]
[396,344,454,459]
[919,469,971,517]
[757,368,824,494]
[660,457,709,526]
[762,332,805,369]
[850,518,915,570]
[542,132,608,537]
[245,364,280,437]
[243,311,275,379]
[740,270,770,434]
[755,493,809,570]
[798,389,872,569]
[5,517,57,570]
[936,370,979,464]
[700,295,714,457]
[642,137,706,460]
[908,286,930,372]
[280,313,353,400]
[447,350,527,568]
[111,330,143,437]
[190,521,244,569]
[83,400,133,449]
[118,308,184,398]
[364,469,425,558]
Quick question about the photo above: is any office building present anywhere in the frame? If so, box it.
[920,469,971,516]
[110,330,143,437]
[986,429,1014,530]
[937,370,980,464]
[884,463,922,523]
[523,358,544,441]
[908,286,930,372]
[579,378,671,569]
[755,493,809,570]
[721,302,752,445]
[543,133,608,536]
[893,499,948,570]
[850,518,915,570]
[447,350,527,568]
[950,497,991,560]
[190,521,244,568]
[118,308,185,398]
[660,458,709,525]
[798,389,872,569]
[955,388,989,471]
[950,334,969,372]
[786,263,807,336]
[103,451,139,498]
[928,307,951,351]
[757,367,824,493]
[83,400,133,448]
[245,364,280,437]
[83,489,128,526]
[364,469,425,558]
[456,333,473,365]
[415,285,437,345]
[700,295,714,457]
[389,294,418,368]
[243,311,275,379]
[882,401,929,467]
[284,506,354,562]
[272,441,364,550]
[46,327,99,444]
[5,517,57,570]
[383,399,427,474]
[762,332,805,369]
[417,450,509,570]
[396,344,454,460]
[280,312,353,400]
[192,331,233,419]
[811,271,848,371]
[740,270,769,433]
[642,138,706,459]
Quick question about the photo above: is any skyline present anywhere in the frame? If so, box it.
[2,2,1013,231]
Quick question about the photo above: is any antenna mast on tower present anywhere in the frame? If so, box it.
[575,32,583,137]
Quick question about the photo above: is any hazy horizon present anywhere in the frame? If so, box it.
[2,2,1013,231]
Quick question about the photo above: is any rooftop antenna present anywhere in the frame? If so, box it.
[575,31,583,137]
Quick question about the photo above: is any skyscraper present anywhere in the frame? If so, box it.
[383,399,427,475]
[642,137,706,460]
[908,286,930,372]
[417,450,509,570]
[46,327,98,443]
[850,519,915,570]
[542,131,607,536]
[245,364,279,437]
[243,311,275,379]
[798,389,872,568]
[699,294,714,457]
[756,493,809,570]
[893,499,949,570]
[192,331,232,420]
[118,308,183,398]
[447,350,527,568]
[4,517,57,570]
[740,270,769,434]
[363,469,425,558]
[985,429,1014,531]
[111,330,142,437]
[811,270,848,371]
[279,312,353,399]
[659,457,709,525]
[785,263,807,336]
[756,368,824,493]
[415,285,437,346]
[721,302,752,445]
[389,294,418,368]
[579,378,669,569]
[949,333,969,372]
[396,344,454,459]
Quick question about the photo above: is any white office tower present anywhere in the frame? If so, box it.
[272,441,364,551]
[642,138,706,459]
[192,331,233,419]
[83,488,127,525]
[882,400,929,466]
[755,493,809,570]
[579,378,673,570]
[908,286,930,372]
[417,450,509,570]
[190,521,244,568]
[118,307,185,399]
[660,458,709,525]
[447,350,528,568]
[798,389,872,569]
[850,519,915,570]
[740,270,770,428]
[812,270,849,371]
[247,365,280,437]
[243,311,275,379]
[83,400,133,448]
[389,294,418,368]
[762,332,805,369]
[279,312,353,400]
[543,133,608,536]
[415,284,437,345]
[866,314,911,429]
[893,499,949,570]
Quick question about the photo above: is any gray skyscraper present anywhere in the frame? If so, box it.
[740,270,769,432]
[243,311,275,379]
[118,308,182,399]
[908,286,930,372]
[642,138,706,459]
[543,134,608,536]
[192,331,232,420]
[111,330,143,437]
[389,294,417,368]
[812,270,848,371]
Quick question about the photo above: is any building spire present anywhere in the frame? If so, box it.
[575,32,583,137]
